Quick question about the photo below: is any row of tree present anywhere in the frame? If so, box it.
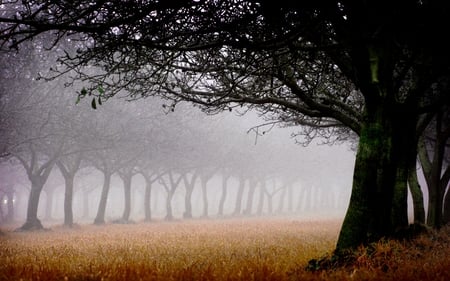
[0,41,353,228]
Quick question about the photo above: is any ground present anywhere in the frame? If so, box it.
[0,217,449,280]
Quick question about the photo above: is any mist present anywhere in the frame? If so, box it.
[1,93,357,225]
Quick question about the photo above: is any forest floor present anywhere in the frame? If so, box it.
[0,217,449,281]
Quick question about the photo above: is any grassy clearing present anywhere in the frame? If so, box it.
[0,218,449,281]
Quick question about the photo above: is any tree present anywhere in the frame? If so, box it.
[418,107,450,228]
[1,0,450,251]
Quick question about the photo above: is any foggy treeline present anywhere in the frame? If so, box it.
[0,42,355,227]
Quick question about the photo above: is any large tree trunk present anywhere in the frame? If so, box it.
[94,170,112,225]
[336,104,415,252]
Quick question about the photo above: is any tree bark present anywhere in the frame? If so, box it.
[336,103,415,252]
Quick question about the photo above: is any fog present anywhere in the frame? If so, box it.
[0,87,358,225]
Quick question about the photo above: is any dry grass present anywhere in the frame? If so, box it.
[0,218,449,281]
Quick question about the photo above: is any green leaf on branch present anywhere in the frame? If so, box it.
[98,85,104,95]
[80,87,87,97]
[91,98,97,109]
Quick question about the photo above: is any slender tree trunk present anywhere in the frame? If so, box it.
[82,189,90,219]
[200,174,212,218]
[444,186,450,224]
[277,184,287,213]
[121,174,132,222]
[407,160,425,224]
[217,174,230,217]
[63,175,75,226]
[266,193,273,214]
[287,184,293,213]
[94,171,112,225]
[5,189,14,223]
[243,179,257,216]
[256,181,266,216]
[165,190,174,221]
[183,173,197,219]
[233,177,246,216]
[296,186,306,212]
[144,180,152,222]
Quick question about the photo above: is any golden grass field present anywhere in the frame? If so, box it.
[0,218,449,281]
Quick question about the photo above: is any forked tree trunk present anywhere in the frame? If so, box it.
[21,178,46,230]
[19,163,55,231]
